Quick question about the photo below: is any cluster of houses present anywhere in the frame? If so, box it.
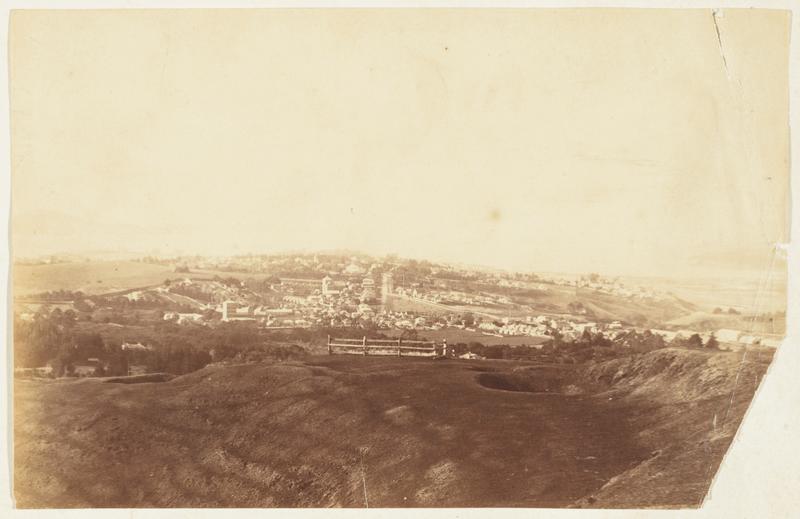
[474,316,622,340]
[497,278,552,291]
[163,312,204,324]
[160,275,782,352]
[21,252,783,355]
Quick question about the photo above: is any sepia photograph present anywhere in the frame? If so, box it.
[2,3,798,514]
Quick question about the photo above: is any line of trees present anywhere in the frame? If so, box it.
[28,290,85,301]
[14,314,129,377]
[14,310,310,378]
[451,329,721,364]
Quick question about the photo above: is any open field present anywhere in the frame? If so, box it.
[13,261,175,297]
[12,261,276,298]
[429,278,701,324]
[390,286,697,326]
[388,295,504,318]
[14,348,769,508]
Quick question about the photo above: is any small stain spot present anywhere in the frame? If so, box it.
[489,209,501,222]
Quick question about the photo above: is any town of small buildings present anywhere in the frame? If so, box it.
[14,253,783,379]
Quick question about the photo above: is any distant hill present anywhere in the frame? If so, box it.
[666,311,785,335]
[574,290,697,326]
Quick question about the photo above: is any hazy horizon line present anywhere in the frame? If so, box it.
[13,245,787,284]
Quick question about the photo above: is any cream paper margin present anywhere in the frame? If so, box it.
[0,1,797,518]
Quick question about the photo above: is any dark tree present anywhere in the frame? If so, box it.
[400,328,419,340]
[462,312,475,327]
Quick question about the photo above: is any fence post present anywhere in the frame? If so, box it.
[363,335,368,356]
[398,338,402,357]
[328,335,332,355]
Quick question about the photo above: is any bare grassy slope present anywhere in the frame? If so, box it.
[573,347,773,508]
[14,349,770,508]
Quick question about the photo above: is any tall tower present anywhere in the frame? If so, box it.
[222,300,238,322]
[381,272,394,309]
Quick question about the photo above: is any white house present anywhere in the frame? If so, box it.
[715,329,742,343]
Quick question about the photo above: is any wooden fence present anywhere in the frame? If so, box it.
[327,336,448,358]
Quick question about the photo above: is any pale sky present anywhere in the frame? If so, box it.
[9,9,790,277]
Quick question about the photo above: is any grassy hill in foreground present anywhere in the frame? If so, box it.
[14,348,771,508]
